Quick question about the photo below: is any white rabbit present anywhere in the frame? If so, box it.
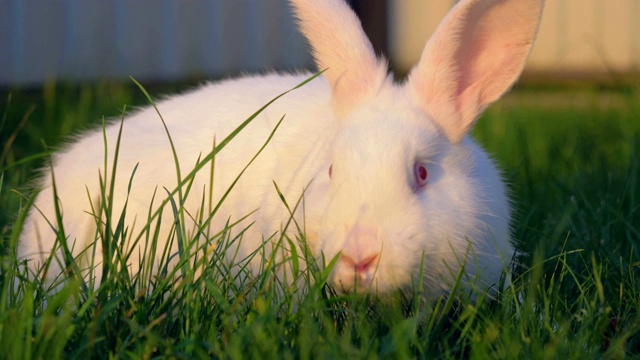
[18,0,544,296]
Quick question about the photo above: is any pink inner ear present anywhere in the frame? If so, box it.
[405,0,544,144]
[290,0,389,120]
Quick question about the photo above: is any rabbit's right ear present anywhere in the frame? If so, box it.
[406,0,544,143]
[290,0,388,119]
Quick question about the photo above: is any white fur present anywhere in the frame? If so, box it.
[18,0,544,296]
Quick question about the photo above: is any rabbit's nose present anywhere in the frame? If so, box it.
[338,252,380,290]
[340,253,379,275]
[332,225,382,291]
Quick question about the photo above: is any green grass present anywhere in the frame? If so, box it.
[1,79,639,359]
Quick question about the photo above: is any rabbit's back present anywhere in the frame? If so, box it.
[18,72,335,281]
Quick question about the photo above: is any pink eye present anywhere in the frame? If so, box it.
[329,164,333,179]
[414,162,428,188]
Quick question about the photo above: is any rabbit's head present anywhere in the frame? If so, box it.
[291,0,544,294]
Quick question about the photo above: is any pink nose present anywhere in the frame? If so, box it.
[340,253,379,274]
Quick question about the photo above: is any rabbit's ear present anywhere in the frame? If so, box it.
[290,0,388,118]
[406,0,544,143]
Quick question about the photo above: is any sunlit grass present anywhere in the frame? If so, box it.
[0,80,639,358]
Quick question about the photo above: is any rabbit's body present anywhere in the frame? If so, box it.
[19,73,334,283]
[18,0,544,296]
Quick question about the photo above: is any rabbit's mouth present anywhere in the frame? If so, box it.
[333,277,378,295]
[329,253,386,294]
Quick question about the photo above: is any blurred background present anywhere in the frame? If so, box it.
[1,0,639,86]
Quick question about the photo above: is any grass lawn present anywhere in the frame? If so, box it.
[1,79,639,358]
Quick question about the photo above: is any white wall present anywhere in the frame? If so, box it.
[0,0,312,85]
[2,0,637,86]
[388,0,640,78]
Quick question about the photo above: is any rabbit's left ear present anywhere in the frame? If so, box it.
[406,0,544,143]
[290,0,388,119]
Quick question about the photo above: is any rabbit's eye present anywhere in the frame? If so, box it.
[329,164,333,179]
[414,162,428,188]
